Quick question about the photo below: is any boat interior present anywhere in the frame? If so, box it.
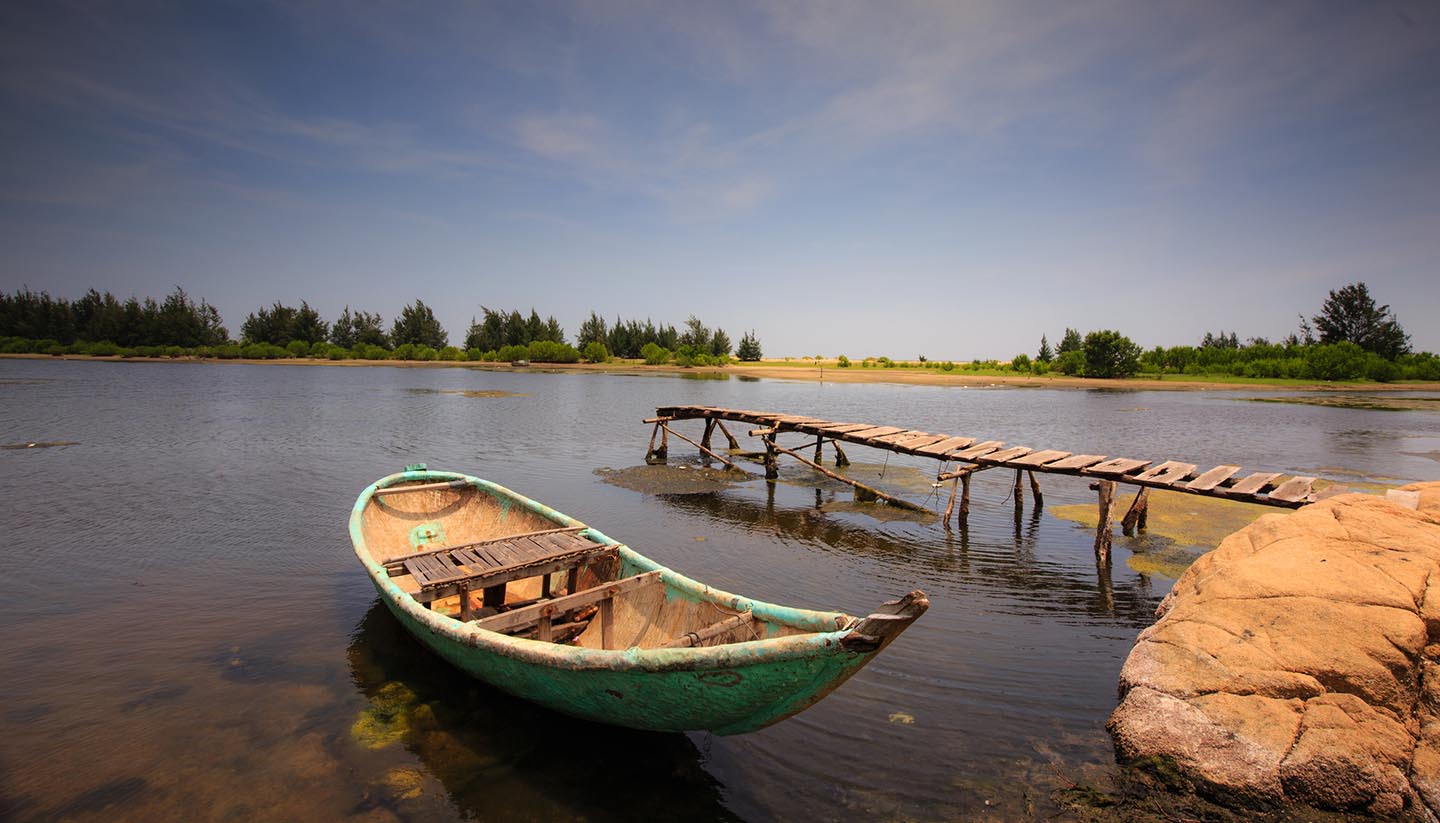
[362,480,814,650]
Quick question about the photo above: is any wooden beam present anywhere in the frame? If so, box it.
[470,571,662,634]
[1122,487,1150,535]
[374,479,470,497]
[714,419,741,450]
[1095,480,1116,564]
[660,423,745,472]
[661,611,754,648]
[768,441,928,511]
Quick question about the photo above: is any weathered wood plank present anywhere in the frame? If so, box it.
[1268,476,1317,503]
[1184,465,1241,492]
[415,546,619,604]
[950,441,1005,460]
[1032,454,1106,471]
[872,430,930,445]
[1085,458,1151,477]
[915,436,976,456]
[1134,461,1198,486]
[807,423,871,433]
[1225,472,1283,496]
[976,446,1034,465]
[892,434,952,453]
[381,526,586,572]
[845,426,907,440]
[1009,449,1071,467]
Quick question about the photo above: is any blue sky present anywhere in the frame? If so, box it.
[2,1,1438,357]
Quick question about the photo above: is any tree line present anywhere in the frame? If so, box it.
[0,287,764,366]
[1007,282,1436,381]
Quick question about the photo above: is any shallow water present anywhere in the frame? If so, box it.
[2,360,1438,822]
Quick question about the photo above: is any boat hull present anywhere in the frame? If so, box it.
[351,469,925,734]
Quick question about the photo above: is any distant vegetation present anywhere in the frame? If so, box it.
[0,288,756,368]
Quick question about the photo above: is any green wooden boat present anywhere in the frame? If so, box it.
[349,467,929,735]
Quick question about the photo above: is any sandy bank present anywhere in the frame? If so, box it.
[4,352,1438,393]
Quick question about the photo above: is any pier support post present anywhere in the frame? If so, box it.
[763,435,779,480]
[813,436,824,465]
[832,441,850,467]
[960,472,972,521]
[701,419,716,451]
[645,422,668,463]
[715,420,740,451]
[1122,487,1150,536]
[1027,471,1043,507]
[943,477,960,523]
[1095,480,1116,564]
[1013,469,1024,507]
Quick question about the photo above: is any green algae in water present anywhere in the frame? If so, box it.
[1247,394,1440,412]
[381,767,426,800]
[596,464,753,495]
[351,681,419,749]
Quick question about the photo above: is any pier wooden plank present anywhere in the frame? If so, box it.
[892,434,952,452]
[950,441,1004,460]
[874,430,931,445]
[1184,465,1241,492]
[1009,449,1071,467]
[1085,458,1150,477]
[1225,472,1283,496]
[915,436,976,456]
[846,426,906,440]
[1134,461,1198,486]
[651,406,1319,512]
[1043,454,1107,471]
[976,446,1033,465]
[1268,476,1317,503]
[811,423,873,434]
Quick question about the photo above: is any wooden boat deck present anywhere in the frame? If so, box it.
[652,404,1318,509]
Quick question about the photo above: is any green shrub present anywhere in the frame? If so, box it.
[528,341,581,363]
[497,344,529,362]
[583,341,609,363]
[414,346,439,361]
[466,348,483,361]
[438,346,465,361]
[285,340,310,358]
[1055,350,1085,375]
[641,342,670,365]
[941,360,955,371]
[85,340,121,356]
[836,355,850,367]
[1011,353,1031,372]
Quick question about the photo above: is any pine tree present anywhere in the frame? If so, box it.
[1037,334,1052,363]
[736,330,762,361]
[390,299,448,349]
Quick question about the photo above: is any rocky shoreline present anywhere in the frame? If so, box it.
[1110,483,1440,818]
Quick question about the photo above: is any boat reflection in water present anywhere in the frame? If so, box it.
[346,599,740,821]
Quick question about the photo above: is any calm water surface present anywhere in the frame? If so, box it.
[3,360,1437,822]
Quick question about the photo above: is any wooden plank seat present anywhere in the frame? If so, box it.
[381,525,586,575]
[394,530,617,611]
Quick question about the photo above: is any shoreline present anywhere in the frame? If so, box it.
[4,352,1439,392]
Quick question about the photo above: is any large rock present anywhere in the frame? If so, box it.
[1110,482,1440,818]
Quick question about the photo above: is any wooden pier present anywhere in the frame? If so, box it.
[644,405,1321,563]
